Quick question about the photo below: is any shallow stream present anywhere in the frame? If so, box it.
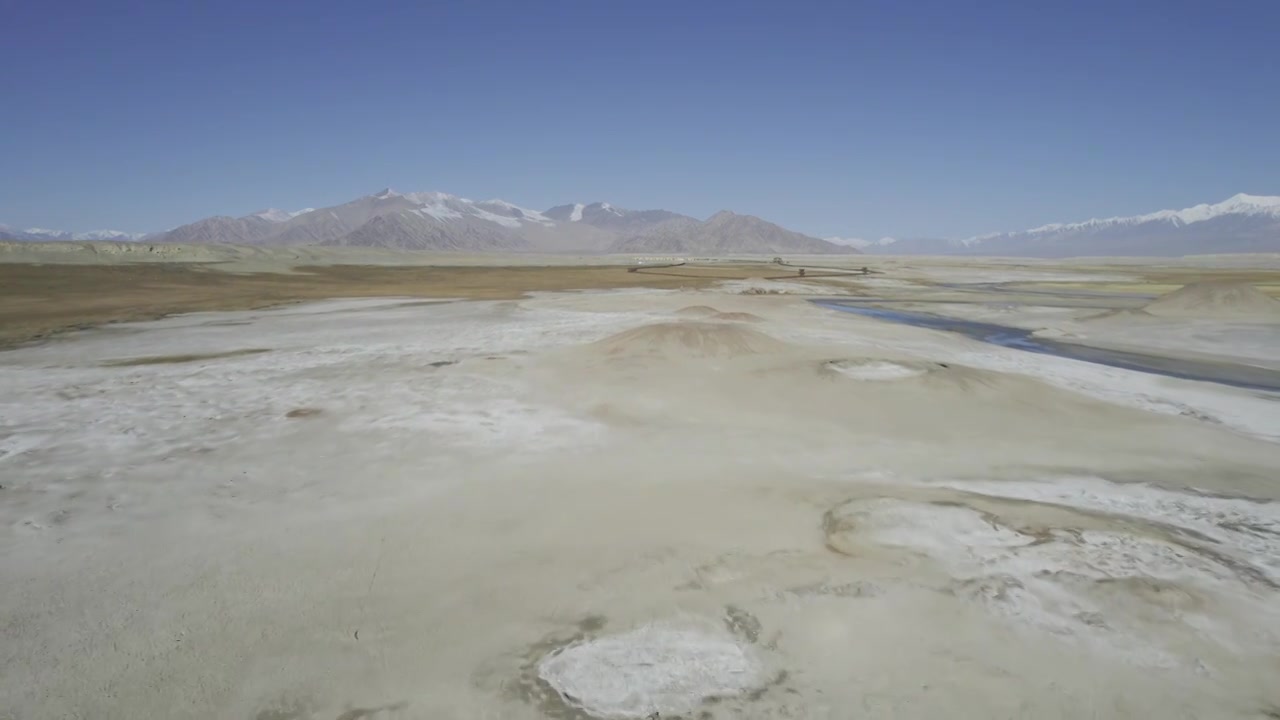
[816,300,1280,393]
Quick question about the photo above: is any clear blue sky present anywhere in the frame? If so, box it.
[3,0,1278,238]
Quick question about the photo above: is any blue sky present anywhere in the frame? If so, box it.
[2,0,1278,238]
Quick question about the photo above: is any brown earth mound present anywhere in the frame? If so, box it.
[592,321,788,359]
[711,312,764,322]
[675,305,722,317]
[1140,281,1280,321]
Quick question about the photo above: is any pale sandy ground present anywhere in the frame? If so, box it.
[3,255,1280,719]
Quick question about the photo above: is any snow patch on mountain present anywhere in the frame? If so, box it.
[841,193,1280,256]
[372,191,555,227]
[23,228,64,238]
[252,208,314,223]
[475,199,555,226]
[0,226,148,241]
[825,236,898,249]
[414,206,464,222]
[469,207,522,228]
[74,230,147,241]
[1017,193,1280,235]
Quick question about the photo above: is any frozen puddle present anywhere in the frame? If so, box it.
[824,359,928,381]
[825,478,1280,669]
[538,622,762,718]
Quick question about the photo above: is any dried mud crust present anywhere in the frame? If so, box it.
[475,611,801,719]
[819,480,1280,669]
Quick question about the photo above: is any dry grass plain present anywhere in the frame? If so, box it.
[0,262,820,348]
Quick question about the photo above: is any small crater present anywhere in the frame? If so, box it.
[476,615,610,720]
[533,621,762,719]
[822,359,927,381]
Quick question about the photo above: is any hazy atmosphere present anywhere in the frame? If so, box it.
[3,2,1280,720]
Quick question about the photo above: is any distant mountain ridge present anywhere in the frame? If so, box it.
[841,193,1280,256]
[13,191,1276,257]
[618,210,858,255]
[544,202,691,233]
[135,189,858,255]
[0,225,147,242]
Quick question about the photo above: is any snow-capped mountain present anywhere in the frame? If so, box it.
[0,225,147,242]
[156,189,566,250]
[17,227,68,239]
[544,202,688,234]
[824,236,899,250]
[148,191,725,253]
[76,229,149,241]
[856,193,1280,256]
[1014,193,1280,234]
[251,208,315,223]
[13,191,1277,257]
[145,190,857,254]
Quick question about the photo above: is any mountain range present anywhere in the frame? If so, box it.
[826,194,1280,256]
[113,190,856,255]
[0,226,147,242]
[5,192,1279,257]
